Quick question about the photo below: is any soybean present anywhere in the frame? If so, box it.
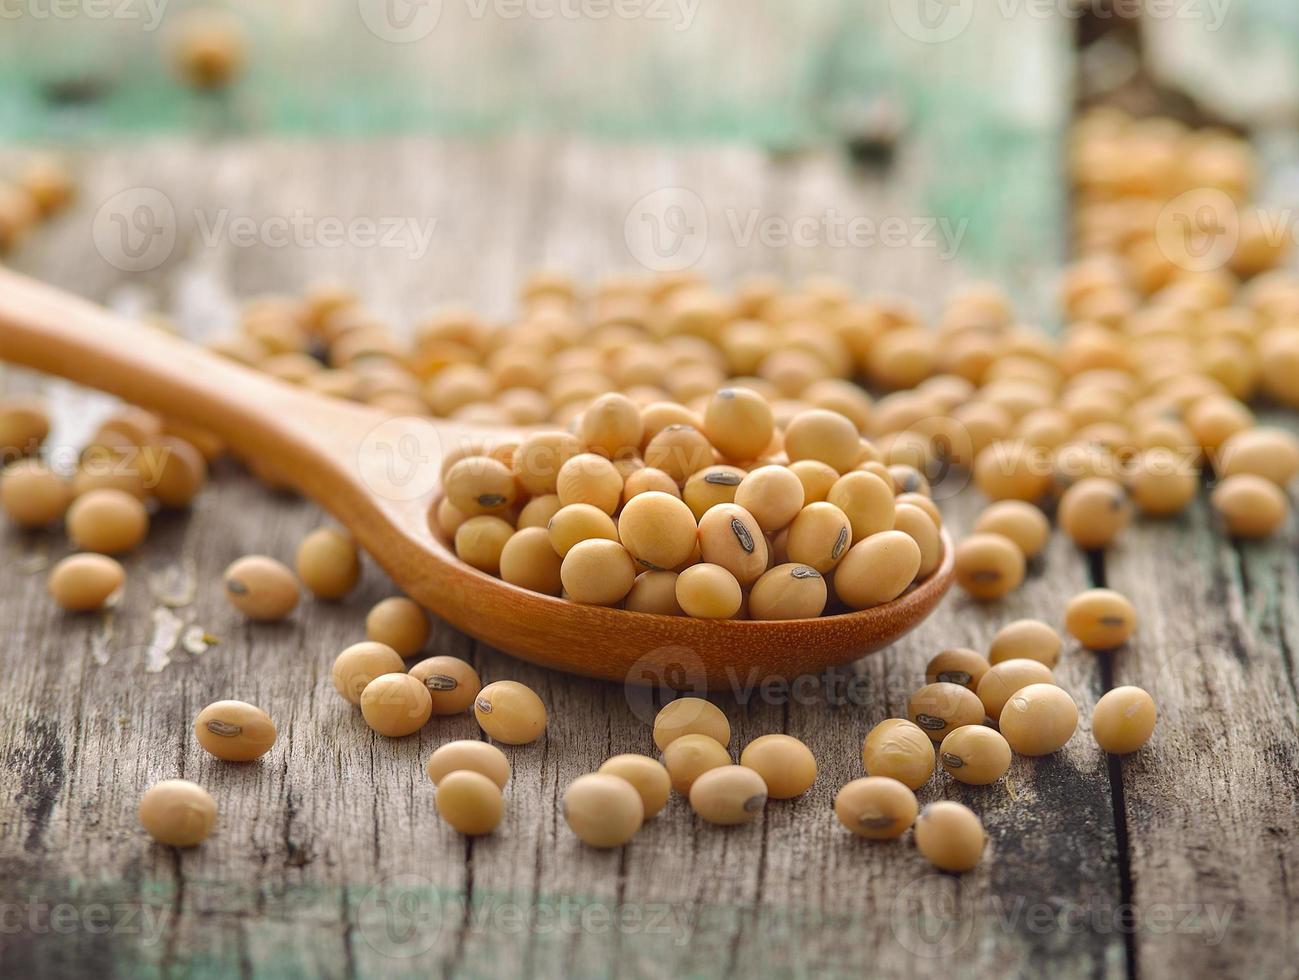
[194,700,276,761]
[547,503,619,557]
[914,801,984,872]
[953,532,1025,600]
[332,641,406,704]
[675,563,743,619]
[1,460,70,527]
[787,459,840,505]
[972,500,1050,558]
[474,680,547,744]
[785,502,852,574]
[557,453,624,515]
[435,770,504,835]
[683,465,746,521]
[147,436,208,508]
[1064,588,1136,649]
[988,619,1061,667]
[560,539,636,605]
[653,697,731,750]
[223,555,299,621]
[518,493,563,529]
[861,719,935,789]
[748,564,827,620]
[925,648,990,691]
[361,673,434,737]
[366,597,430,657]
[499,526,564,595]
[66,488,149,555]
[893,502,942,579]
[826,471,895,543]
[1128,448,1198,517]
[564,773,644,846]
[689,765,768,824]
[784,409,860,473]
[644,424,713,483]
[444,456,517,516]
[47,553,124,611]
[833,776,918,839]
[1210,474,1288,538]
[739,734,817,798]
[513,430,581,495]
[1217,427,1299,486]
[0,399,49,456]
[907,682,986,741]
[599,754,672,817]
[624,570,684,615]
[734,465,805,532]
[580,392,644,457]
[1058,477,1132,549]
[624,467,682,505]
[703,387,774,461]
[697,503,768,587]
[1092,686,1157,754]
[662,733,731,794]
[295,527,360,600]
[834,530,921,609]
[939,727,1011,785]
[999,683,1078,755]
[455,515,515,574]
[977,659,1055,719]
[139,779,217,847]
[427,740,511,788]
[620,491,698,570]
[409,656,482,715]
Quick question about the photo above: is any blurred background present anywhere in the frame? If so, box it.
[1,0,1297,324]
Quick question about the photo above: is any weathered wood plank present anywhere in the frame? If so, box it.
[1101,416,1299,979]
[0,134,1157,980]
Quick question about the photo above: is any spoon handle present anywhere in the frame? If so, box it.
[0,265,375,454]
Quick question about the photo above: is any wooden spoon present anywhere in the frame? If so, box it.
[0,267,953,686]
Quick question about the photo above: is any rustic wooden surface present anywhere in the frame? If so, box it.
[0,137,1296,980]
[0,0,1069,286]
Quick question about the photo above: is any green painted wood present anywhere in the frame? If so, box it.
[0,1,1070,281]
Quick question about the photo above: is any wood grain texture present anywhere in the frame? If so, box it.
[0,136,1294,980]
[0,0,1069,286]
[0,265,957,685]
[1101,413,1299,979]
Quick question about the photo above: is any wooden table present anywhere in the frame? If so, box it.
[1,135,1296,980]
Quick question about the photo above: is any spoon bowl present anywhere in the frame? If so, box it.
[0,267,953,685]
